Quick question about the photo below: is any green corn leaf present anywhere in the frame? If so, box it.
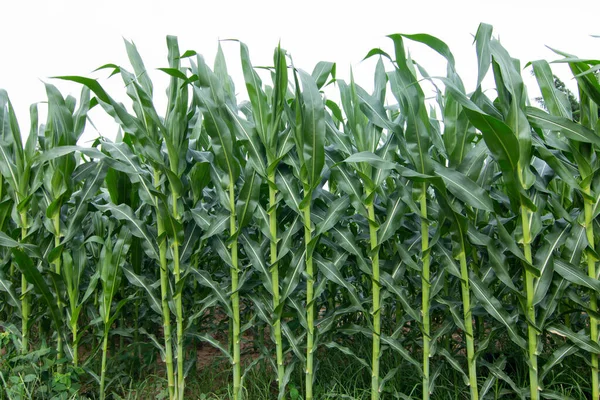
[380,273,421,322]
[240,42,269,146]
[531,60,572,118]
[0,90,24,170]
[474,23,493,88]
[12,248,63,334]
[554,258,600,292]
[331,225,362,257]
[470,274,527,349]
[314,195,349,236]
[191,209,228,240]
[533,143,580,190]
[433,162,494,211]
[296,71,325,188]
[298,70,326,190]
[191,268,233,317]
[0,144,20,195]
[188,333,233,363]
[196,88,240,183]
[122,265,162,316]
[210,236,234,271]
[546,324,600,353]
[55,76,150,140]
[355,86,402,135]
[282,322,306,364]
[100,227,130,322]
[540,343,578,381]
[240,233,272,293]
[314,254,363,310]
[226,103,266,177]
[64,162,107,242]
[480,358,525,398]
[324,341,370,370]
[95,203,159,260]
[280,249,306,303]
[547,50,600,106]
[236,169,261,230]
[434,242,462,280]
[540,391,576,400]
[485,238,519,293]
[377,193,406,244]
[0,272,21,311]
[180,223,201,264]
[325,118,353,156]
[123,39,154,95]
[311,61,336,89]
[533,224,570,305]
[438,348,469,385]
[0,231,41,258]
[327,151,367,216]
[526,107,600,146]
[387,35,432,175]
[276,169,302,217]
[343,151,397,171]
[277,215,302,261]
[33,146,106,166]
[245,295,270,328]
[100,141,156,204]
[439,77,520,175]
[538,278,568,328]
[380,334,422,372]
[397,33,456,70]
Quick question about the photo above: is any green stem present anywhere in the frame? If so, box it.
[119,290,125,351]
[443,282,450,353]
[67,267,79,366]
[421,184,431,400]
[172,192,185,400]
[584,187,599,400]
[20,211,29,354]
[99,328,109,400]
[72,322,78,366]
[458,245,478,400]
[470,248,484,339]
[155,171,175,400]
[53,212,64,366]
[521,204,539,400]
[367,202,381,400]
[269,175,285,396]
[134,301,140,359]
[230,182,241,400]
[304,204,314,400]
[133,238,142,361]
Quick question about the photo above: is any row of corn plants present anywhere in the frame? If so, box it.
[1,23,600,399]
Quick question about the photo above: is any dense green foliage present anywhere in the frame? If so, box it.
[1,23,600,399]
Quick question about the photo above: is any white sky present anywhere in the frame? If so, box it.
[2,0,599,143]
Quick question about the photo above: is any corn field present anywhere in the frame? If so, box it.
[1,23,600,399]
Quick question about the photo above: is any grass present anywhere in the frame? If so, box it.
[84,332,591,399]
[0,322,592,399]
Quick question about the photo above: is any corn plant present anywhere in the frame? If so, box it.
[284,67,325,400]
[531,51,600,399]
[326,57,400,400]
[239,42,289,397]
[192,47,264,400]
[3,23,600,400]
[0,90,40,354]
[96,219,131,400]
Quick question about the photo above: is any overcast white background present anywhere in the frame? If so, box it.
[2,0,599,143]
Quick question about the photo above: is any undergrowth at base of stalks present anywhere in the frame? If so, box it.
[0,325,592,399]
